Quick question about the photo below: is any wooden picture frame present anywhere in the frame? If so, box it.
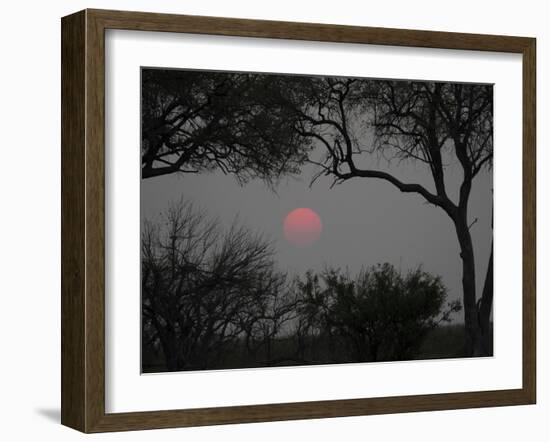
[61,8,536,433]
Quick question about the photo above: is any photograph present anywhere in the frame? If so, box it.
[140,68,494,373]
[0,0,542,438]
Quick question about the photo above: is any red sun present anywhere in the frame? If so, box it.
[283,208,322,247]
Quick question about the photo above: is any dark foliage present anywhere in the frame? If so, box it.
[267,76,493,356]
[141,200,292,371]
[141,201,462,372]
[290,265,461,363]
[141,69,312,182]
[141,69,494,367]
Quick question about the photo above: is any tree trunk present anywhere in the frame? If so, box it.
[478,242,493,355]
[454,215,482,357]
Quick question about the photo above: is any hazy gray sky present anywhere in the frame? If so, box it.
[142,142,492,323]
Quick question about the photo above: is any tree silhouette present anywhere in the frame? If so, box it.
[293,265,461,362]
[141,70,494,358]
[141,69,311,182]
[275,77,492,356]
[141,200,286,371]
[240,286,299,366]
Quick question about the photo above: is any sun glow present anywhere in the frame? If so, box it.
[283,208,322,247]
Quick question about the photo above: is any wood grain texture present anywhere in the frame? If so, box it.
[84,9,107,433]
[60,8,537,433]
[522,38,536,403]
[61,10,86,431]
[89,8,532,53]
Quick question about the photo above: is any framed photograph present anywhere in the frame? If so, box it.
[61,9,536,433]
